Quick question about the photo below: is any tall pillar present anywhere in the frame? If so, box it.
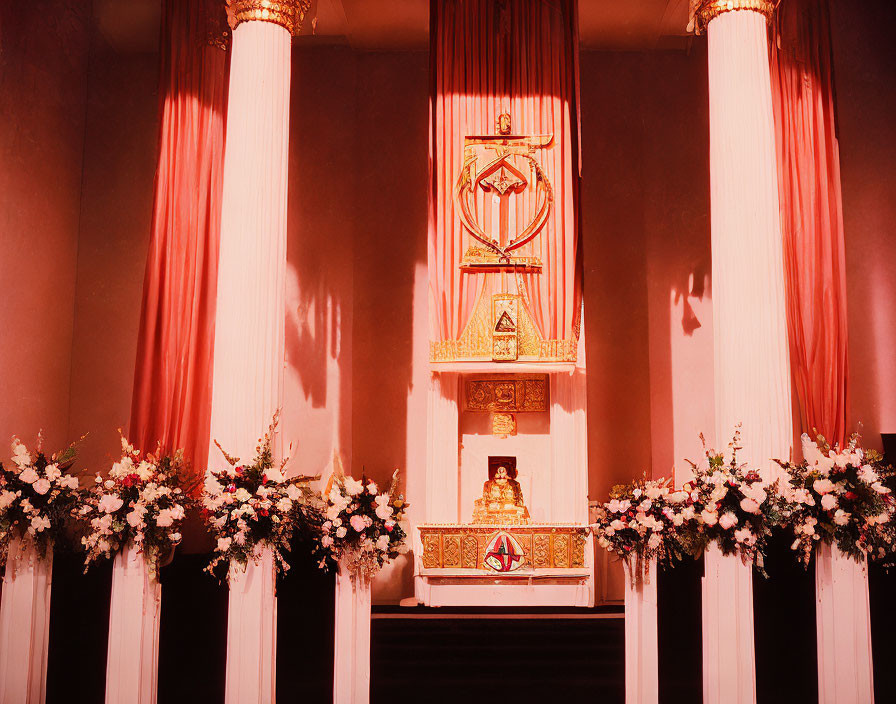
[694,2,792,703]
[210,3,309,702]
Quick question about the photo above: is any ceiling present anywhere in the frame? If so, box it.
[94,0,692,53]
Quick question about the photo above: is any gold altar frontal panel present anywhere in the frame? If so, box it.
[418,524,588,571]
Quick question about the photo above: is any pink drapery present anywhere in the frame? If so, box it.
[771,0,849,447]
[428,0,581,355]
[129,0,228,471]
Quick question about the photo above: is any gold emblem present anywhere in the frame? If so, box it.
[455,114,553,271]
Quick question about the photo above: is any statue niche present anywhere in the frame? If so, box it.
[472,456,530,525]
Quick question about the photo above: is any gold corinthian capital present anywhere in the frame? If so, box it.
[690,0,776,34]
[226,0,312,36]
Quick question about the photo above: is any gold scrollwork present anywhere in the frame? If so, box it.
[691,0,776,34]
[226,0,311,36]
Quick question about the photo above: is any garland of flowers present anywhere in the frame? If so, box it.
[77,434,191,575]
[316,459,408,582]
[591,477,692,584]
[680,428,784,573]
[777,432,895,566]
[0,434,83,565]
[202,413,322,579]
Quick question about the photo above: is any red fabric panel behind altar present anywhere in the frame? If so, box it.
[771,0,849,447]
[129,0,228,470]
[428,0,581,358]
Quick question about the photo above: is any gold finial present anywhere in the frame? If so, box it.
[226,0,312,37]
[690,0,776,35]
[496,112,512,136]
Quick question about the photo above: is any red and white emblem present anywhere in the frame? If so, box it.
[483,531,526,572]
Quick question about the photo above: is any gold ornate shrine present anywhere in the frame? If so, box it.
[472,458,530,524]
[418,525,589,573]
[465,374,548,437]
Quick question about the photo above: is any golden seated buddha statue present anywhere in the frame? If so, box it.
[472,463,530,525]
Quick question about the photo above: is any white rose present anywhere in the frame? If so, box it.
[335,526,347,538]
[276,498,293,513]
[813,478,835,495]
[321,535,334,548]
[645,486,662,500]
[126,510,144,528]
[233,488,251,503]
[136,461,154,481]
[169,532,182,543]
[701,510,718,526]
[155,509,174,527]
[18,467,39,484]
[98,494,124,514]
[204,474,223,497]
[32,478,51,495]
[857,465,879,484]
[217,537,232,552]
[343,477,364,496]
[718,513,738,530]
[376,534,390,551]
[285,484,302,501]
[833,509,851,526]
[44,464,61,482]
[739,498,760,514]
[872,482,891,495]
[820,493,838,511]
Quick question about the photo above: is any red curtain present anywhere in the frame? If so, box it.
[771,0,849,446]
[428,0,581,362]
[129,0,228,470]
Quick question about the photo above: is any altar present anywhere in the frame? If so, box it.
[418,17,592,603]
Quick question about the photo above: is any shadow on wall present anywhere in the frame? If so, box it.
[284,47,429,490]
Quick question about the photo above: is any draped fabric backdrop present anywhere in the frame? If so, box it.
[771,0,849,447]
[129,0,228,470]
[429,0,581,360]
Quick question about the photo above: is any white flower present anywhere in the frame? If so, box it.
[32,478,51,495]
[321,535,334,548]
[734,528,754,545]
[335,526,347,539]
[135,461,154,481]
[98,494,124,514]
[668,491,688,503]
[857,465,879,484]
[610,519,625,531]
[44,464,61,482]
[701,510,718,526]
[367,481,378,494]
[30,515,51,533]
[343,477,364,496]
[276,498,293,513]
[285,484,302,501]
[639,499,652,511]
[739,498,760,514]
[169,532,182,543]
[741,484,767,505]
[11,442,31,467]
[376,534,390,551]
[0,490,16,509]
[233,488,251,503]
[718,513,738,530]
[813,478,835,495]
[607,499,631,513]
[350,514,366,532]
[204,474,223,497]
[256,485,271,499]
[872,482,891,495]
[374,494,393,520]
[217,537,232,552]
[820,493,838,511]
[833,509,851,526]
[59,474,78,490]
[18,467,39,484]
[647,533,662,549]
[126,509,145,528]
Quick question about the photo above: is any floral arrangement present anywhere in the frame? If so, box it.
[202,413,321,578]
[78,434,191,573]
[0,434,83,564]
[777,433,895,566]
[680,428,784,571]
[316,460,408,582]
[591,477,692,582]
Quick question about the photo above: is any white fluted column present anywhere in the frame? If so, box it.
[623,558,658,704]
[226,548,278,704]
[549,370,588,524]
[0,538,52,704]
[815,543,875,703]
[210,4,308,702]
[696,3,792,702]
[333,566,372,704]
[105,545,162,704]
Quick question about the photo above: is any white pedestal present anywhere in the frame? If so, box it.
[815,543,875,704]
[105,545,162,704]
[225,548,277,704]
[702,544,756,704]
[0,538,53,704]
[624,558,658,704]
[333,567,372,704]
